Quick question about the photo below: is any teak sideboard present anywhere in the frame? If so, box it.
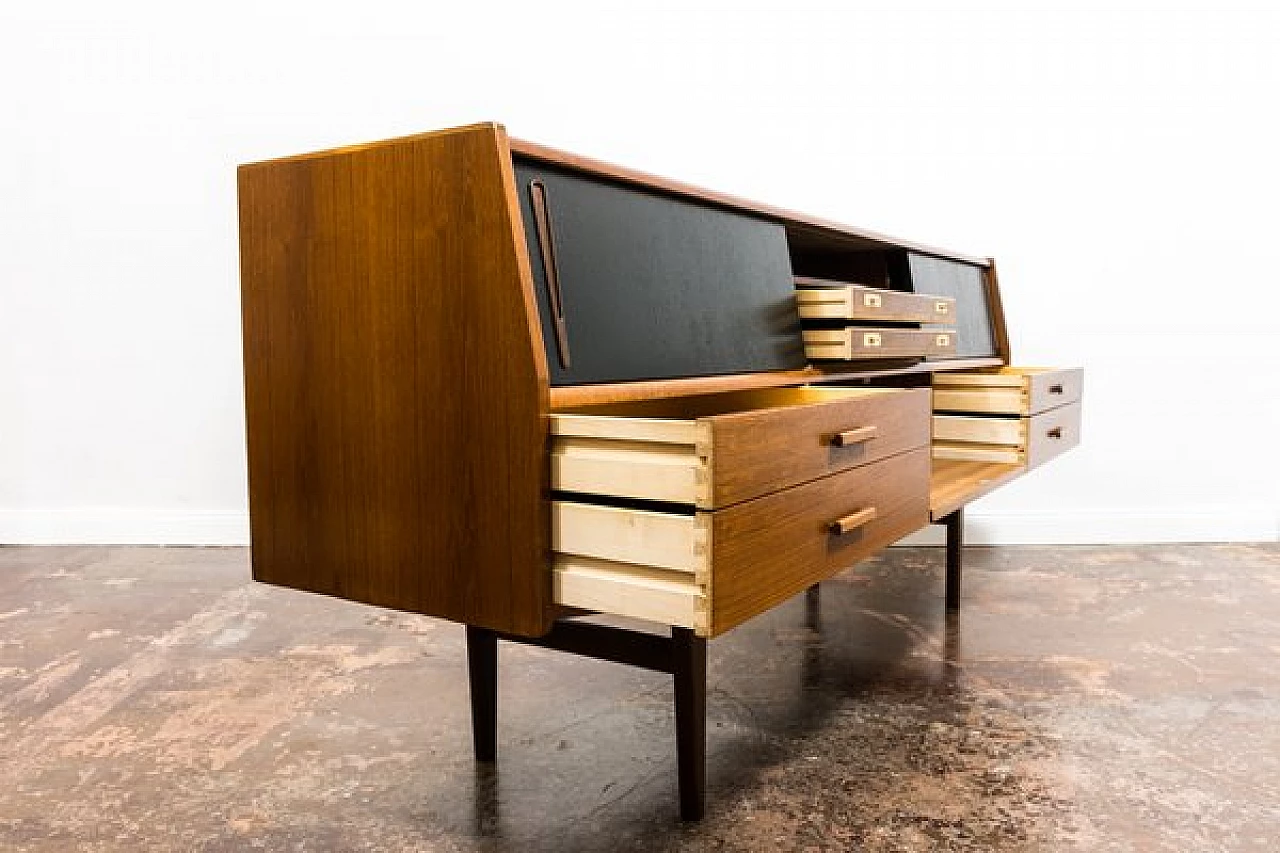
[237,122,1082,820]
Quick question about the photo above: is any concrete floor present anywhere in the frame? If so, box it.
[0,544,1277,852]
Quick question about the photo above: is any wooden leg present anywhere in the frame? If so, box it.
[805,583,821,630]
[944,507,964,612]
[466,626,497,762]
[671,627,707,821]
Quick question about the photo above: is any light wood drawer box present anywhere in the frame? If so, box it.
[932,366,1082,416]
[551,386,929,510]
[933,401,1081,469]
[796,283,955,324]
[552,446,930,636]
[803,328,956,361]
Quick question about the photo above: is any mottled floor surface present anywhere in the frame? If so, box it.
[1,544,1277,852]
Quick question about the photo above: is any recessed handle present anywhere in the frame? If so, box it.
[1047,427,1063,439]
[529,179,571,370]
[1049,384,1064,394]
[829,425,878,447]
[829,507,878,536]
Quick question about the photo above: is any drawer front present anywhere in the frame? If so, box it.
[552,386,929,509]
[933,366,1083,415]
[931,401,1081,468]
[1026,400,1081,469]
[804,328,957,360]
[703,387,928,507]
[796,284,955,324]
[709,447,930,635]
[552,447,930,637]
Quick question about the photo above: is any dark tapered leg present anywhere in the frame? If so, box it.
[944,507,964,612]
[466,626,498,762]
[671,627,707,821]
[805,583,821,630]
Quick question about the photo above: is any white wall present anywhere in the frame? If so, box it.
[2,1,1276,545]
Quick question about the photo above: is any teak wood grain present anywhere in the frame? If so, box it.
[709,447,930,635]
[552,387,929,510]
[238,122,554,637]
[929,459,1025,520]
[699,388,929,508]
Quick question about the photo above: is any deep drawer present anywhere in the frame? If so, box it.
[795,281,955,324]
[552,446,930,636]
[933,366,1083,416]
[933,401,1081,469]
[803,328,956,360]
[551,386,929,509]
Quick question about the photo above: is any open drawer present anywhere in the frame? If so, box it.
[553,446,930,636]
[551,386,929,509]
[795,281,955,324]
[933,401,1081,469]
[932,366,1082,416]
[803,328,956,360]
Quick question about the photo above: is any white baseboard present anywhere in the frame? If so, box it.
[0,509,250,546]
[0,506,1275,547]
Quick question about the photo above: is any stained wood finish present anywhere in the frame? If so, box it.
[710,447,930,635]
[552,387,929,509]
[985,259,1012,364]
[510,138,991,267]
[795,279,955,324]
[930,459,1025,520]
[238,122,553,637]
[804,327,957,360]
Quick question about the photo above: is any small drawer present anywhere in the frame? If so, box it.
[803,328,957,361]
[551,386,929,509]
[933,401,1081,469]
[552,446,930,636]
[795,282,955,324]
[933,366,1083,416]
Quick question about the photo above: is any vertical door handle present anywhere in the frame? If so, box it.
[529,179,571,369]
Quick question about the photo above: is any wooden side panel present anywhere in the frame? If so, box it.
[238,123,553,636]
[709,447,930,636]
[707,389,929,508]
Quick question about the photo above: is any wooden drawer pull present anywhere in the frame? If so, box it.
[1047,427,1063,439]
[829,507,878,536]
[1049,384,1064,394]
[829,425,878,447]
